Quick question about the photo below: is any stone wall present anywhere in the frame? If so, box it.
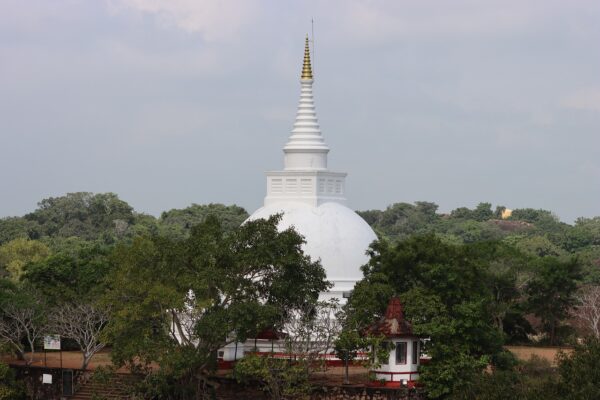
[312,385,424,400]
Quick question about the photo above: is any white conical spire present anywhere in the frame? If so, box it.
[283,36,329,171]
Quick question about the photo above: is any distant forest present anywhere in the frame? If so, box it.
[0,192,600,283]
[1,192,599,283]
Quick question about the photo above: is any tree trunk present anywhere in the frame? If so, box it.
[15,348,25,361]
[494,314,504,334]
[82,352,91,371]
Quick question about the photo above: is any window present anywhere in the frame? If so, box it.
[271,178,283,193]
[395,342,407,365]
[412,341,419,364]
[380,341,389,365]
[300,178,312,194]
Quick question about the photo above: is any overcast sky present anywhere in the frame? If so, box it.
[1,0,599,222]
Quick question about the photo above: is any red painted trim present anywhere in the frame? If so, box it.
[247,351,373,361]
[217,356,364,370]
[367,369,419,388]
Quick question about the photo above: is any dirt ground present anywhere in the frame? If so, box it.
[2,346,573,372]
[504,345,573,366]
[1,349,128,371]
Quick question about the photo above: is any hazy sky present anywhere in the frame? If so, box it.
[2,0,599,222]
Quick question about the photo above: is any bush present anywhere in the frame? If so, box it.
[0,362,25,400]
[556,337,600,399]
[234,354,311,400]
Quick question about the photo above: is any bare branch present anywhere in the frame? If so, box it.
[573,285,600,339]
[281,300,342,367]
[49,303,109,370]
[0,304,46,364]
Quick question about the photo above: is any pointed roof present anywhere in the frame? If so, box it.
[301,35,313,80]
[367,297,415,338]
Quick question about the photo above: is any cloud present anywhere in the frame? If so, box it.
[561,89,600,112]
[323,0,556,44]
[107,0,259,42]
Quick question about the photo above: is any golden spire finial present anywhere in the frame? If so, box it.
[301,35,313,80]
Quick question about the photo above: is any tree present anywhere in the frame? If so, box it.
[280,300,342,366]
[454,338,600,400]
[509,208,556,224]
[0,217,41,246]
[344,235,503,398]
[49,303,109,370]
[448,203,495,222]
[104,215,328,398]
[234,354,311,400]
[0,238,50,282]
[526,257,582,345]
[446,220,504,243]
[235,300,342,399]
[22,243,111,305]
[574,285,600,339]
[333,324,388,386]
[25,192,136,241]
[0,362,25,400]
[472,202,494,222]
[357,202,440,240]
[0,283,46,364]
[566,217,600,251]
[510,235,564,258]
[556,337,600,399]
[449,355,558,400]
[467,242,531,338]
[158,203,249,239]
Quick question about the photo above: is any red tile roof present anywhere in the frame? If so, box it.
[367,297,415,337]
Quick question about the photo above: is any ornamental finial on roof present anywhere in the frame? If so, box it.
[301,35,313,80]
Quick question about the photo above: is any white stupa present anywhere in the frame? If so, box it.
[247,37,377,301]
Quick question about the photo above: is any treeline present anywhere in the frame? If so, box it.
[359,202,600,283]
[0,192,249,246]
[1,193,600,399]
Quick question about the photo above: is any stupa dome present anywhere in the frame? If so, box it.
[247,202,377,297]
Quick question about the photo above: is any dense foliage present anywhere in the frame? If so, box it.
[451,338,600,400]
[0,362,25,400]
[341,234,585,398]
[358,202,600,283]
[0,193,599,399]
[0,192,249,250]
[103,215,328,398]
[344,236,505,397]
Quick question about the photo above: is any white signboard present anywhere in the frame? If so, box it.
[43,335,61,350]
[42,374,52,384]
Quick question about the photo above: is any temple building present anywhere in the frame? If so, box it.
[246,37,377,301]
[367,297,422,387]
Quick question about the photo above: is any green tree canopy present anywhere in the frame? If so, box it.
[158,203,249,239]
[22,242,112,305]
[526,256,582,345]
[0,238,50,282]
[27,192,135,239]
[345,235,504,398]
[556,337,600,399]
[103,215,328,398]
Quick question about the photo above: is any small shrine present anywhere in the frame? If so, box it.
[367,297,421,387]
